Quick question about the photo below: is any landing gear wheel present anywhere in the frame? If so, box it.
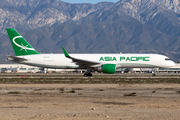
[84,72,92,77]
[152,73,156,76]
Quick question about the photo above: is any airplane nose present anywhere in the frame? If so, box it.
[170,61,175,67]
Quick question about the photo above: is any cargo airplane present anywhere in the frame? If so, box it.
[6,28,175,76]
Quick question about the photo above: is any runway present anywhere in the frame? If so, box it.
[0,73,180,84]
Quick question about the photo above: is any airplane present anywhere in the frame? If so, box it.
[6,28,175,76]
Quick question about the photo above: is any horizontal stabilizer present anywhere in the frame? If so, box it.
[6,56,28,62]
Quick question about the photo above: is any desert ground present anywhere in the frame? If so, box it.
[0,73,180,120]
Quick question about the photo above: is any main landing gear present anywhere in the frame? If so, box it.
[84,72,92,77]
[84,66,93,77]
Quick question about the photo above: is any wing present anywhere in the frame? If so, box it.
[62,47,100,67]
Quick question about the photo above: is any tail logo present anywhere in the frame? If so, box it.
[13,36,36,52]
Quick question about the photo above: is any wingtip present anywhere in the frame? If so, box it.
[62,47,70,58]
[6,28,14,31]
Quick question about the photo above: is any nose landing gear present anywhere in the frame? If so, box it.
[152,68,156,76]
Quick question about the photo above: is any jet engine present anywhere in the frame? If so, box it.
[94,64,116,74]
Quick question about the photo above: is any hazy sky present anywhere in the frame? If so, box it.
[61,0,120,4]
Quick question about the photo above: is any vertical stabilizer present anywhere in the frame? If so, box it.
[6,28,40,56]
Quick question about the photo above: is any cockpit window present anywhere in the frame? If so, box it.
[165,58,171,61]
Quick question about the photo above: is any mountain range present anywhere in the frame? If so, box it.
[0,0,180,63]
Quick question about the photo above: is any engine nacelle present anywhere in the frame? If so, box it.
[95,64,116,74]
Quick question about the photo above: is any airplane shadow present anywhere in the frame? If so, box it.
[93,101,134,105]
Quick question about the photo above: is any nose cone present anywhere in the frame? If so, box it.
[168,61,175,67]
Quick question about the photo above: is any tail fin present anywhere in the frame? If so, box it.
[6,28,40,56]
